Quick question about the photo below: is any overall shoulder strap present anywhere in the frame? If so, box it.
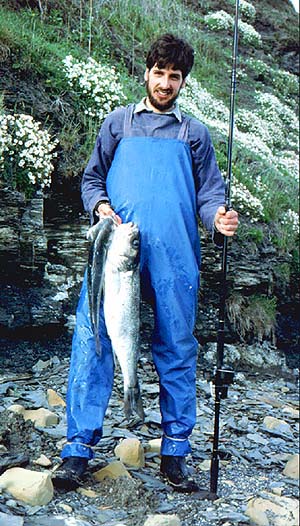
[123,103,135,136]
[177,115,190,142]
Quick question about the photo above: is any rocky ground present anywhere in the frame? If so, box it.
[0,331,299,526]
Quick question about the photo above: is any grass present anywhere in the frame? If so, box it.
[0,1,299,260]
[227,293,277,343]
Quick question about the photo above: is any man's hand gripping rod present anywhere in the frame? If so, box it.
[209,0,240,499]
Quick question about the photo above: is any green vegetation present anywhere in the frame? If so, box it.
[227,293,277,343]
[0,0,299,278]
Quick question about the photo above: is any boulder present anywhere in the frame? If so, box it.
[8,405,59,427]
[246,492,299,526]
[47,388,66,407]
[263,416,293,436]
[93,460,131,481]
[283,454,299,479]
[0,467,53,506]
[146,438,162,454]
[114,437,145,468]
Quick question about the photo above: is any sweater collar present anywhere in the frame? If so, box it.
[134,98,182,122]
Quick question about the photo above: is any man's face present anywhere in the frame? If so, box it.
[144,64,186,112]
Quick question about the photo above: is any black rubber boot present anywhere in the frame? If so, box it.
[160,455,201,493]
[52,456,88,491]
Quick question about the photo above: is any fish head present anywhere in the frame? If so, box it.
[107,222,140,271]
[87,216,115,242]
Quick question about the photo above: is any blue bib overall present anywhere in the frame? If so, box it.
[62,105,201,460]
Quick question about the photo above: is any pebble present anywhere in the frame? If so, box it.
[0,346,298,526]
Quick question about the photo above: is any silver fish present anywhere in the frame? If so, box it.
[103,222,144,421]
[87,217,116,355]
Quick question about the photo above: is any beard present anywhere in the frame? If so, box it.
[145,81,179,112]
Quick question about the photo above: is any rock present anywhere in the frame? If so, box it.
[58,502,73,513]
[8,405,59,427]
[146,438,162,454]
[7,404,25,415]
[47,388,66,407]
[263,416,293,437]
[283,454,299,479]
[272,486,284,496]
[93,460,131,481]
[144,515,181,526]
[77,487,100,498]
[0,512,24,525]
[33,454,52,467]
[0,453,29,475]
[114,437,145,468]
[57,503,73,513]
[246,492,299,526]
[31,408,59,428]
[203,342,241,365]
[32,359,51,373]
[198,459,211,471]
[258,395,284,408]
[0,467,53,506]
[241,343,285,369]
[282,406,299,419]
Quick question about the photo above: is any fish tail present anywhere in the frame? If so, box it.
[124,385,145,422]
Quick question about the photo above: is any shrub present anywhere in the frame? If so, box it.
[231,180,265,222]
[239,20,262,47]
[204,10,233,32]
[62,55,127,121]
[255,92,298,132]
[0,113,58,197]
[255,91,299,153]
[235,109,285,150]
[204,10,262,47]
[280,209,299,237]
[240,0,256,23]
[179,76,229,123]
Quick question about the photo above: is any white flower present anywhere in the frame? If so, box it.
[204,10,233,31]
[240,0,256,22]
[239,20,262,46]
[62,54,127,123]
[0,113,58,195]
[231,182,265,222]
[204,9,261,47]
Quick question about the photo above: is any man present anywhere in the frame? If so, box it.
[53,34,238,493]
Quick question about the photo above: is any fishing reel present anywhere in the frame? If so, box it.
[212,367,235,399]
[204,367,235,399]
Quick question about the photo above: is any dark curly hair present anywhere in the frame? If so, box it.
[146,34,194,80]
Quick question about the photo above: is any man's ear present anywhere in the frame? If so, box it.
[144,68,149,82]
[181,78,186,89]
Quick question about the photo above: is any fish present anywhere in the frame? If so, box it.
[103,221,145,422]
[87,217,116,356]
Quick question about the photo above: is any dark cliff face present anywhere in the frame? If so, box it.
[0,182,298,368]
[0,184,87,333]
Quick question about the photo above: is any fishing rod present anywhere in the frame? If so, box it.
[209,0,240,499]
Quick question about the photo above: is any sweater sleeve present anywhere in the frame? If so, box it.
[190,119,226,234]
[81,107,125,222]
